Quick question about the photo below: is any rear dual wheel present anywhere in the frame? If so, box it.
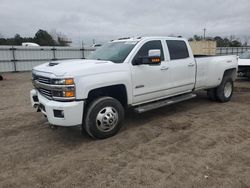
[216,77,233,102]
[207,77,234,102]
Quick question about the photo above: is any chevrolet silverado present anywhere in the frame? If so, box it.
[30,37,238,139]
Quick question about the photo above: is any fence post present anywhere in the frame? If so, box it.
[51,47,56,61]
[81,48,85,59]
[11,46,17,72]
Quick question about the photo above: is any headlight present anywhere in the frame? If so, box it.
[51,78,74,85]
[52,87,75,98]
[51,78,76,100]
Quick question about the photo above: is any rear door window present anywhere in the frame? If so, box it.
[166,40,189,60]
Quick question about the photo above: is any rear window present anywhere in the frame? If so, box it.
[166,40,189,60]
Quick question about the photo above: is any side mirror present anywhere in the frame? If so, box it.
[148,49,161,57]
[148,49,161,64]
[133,49,161,65]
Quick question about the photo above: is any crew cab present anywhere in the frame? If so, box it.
[30,37,238,139]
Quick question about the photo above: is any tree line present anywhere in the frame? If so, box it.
[189,35,248,47]
[1,30,248,47]
[0,29,70,46]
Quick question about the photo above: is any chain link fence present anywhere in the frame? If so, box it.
[216,47,250,56]
[1,45,250,72]
[0,46,95,72]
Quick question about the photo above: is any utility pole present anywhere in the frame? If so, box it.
[203,28,206,40]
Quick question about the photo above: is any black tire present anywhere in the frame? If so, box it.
[83,97,124,139]
[216,77,234,102]
[207,88,217,101]
[0,75,3,81]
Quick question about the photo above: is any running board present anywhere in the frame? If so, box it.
[134,93,197,113]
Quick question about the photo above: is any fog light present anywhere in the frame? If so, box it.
[33,96,39,102]
[54,110,64,118]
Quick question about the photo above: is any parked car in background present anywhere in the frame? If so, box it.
[238,50,250,78]
[91,44,102,48]
[30,36,238,139]
[22,42,40,47]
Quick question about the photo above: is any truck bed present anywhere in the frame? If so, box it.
[194,55,238,90]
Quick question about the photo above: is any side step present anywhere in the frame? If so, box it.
[134,93,197,113]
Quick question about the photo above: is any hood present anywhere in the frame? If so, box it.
[238,58,250,66]
[33,59,126,77]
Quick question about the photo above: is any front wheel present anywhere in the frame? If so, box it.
[83,97,124,139]
[216,77,234,102]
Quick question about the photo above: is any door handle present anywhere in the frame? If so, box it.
[188,63,195,67]
[161,66,169,71]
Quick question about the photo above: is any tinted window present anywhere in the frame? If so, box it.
[134,40,164,61]
[166,40,189,60]
[87,41,137,63]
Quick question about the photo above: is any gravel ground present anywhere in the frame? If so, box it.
[0,72,250,188]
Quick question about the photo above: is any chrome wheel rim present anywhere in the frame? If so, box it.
[96,107,118,132]
[224,82,232,98]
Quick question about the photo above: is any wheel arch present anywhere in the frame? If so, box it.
[223,68,237,81]
[86,84,128,107]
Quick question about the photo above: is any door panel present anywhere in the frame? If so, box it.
[168,58,195,94]
[131,40,171,104]
[165,40,196,94]
[131,62,170,104]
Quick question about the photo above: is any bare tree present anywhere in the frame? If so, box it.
[242,35,250,46]
[49,29,72,46]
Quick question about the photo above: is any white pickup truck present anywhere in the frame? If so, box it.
[30,37,238,139]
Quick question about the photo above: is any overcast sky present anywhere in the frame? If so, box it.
[0,0,250,46]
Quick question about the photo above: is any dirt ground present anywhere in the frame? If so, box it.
[0,72,250,188]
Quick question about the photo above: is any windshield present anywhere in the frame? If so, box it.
[87,41,137,63]
[240,51,250,59]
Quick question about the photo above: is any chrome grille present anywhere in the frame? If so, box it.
[33,73,52,99]
[33,74,51,84]
[38,88,52,98]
